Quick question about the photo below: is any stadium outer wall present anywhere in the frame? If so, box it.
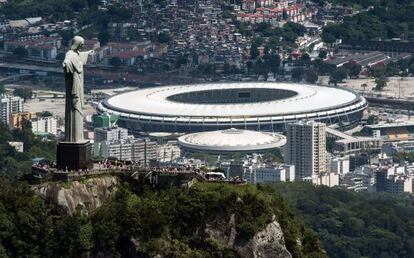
[97,84,368,133]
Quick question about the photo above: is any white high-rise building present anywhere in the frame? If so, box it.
[330,157,350,175]
[94,138,157,165]
[285,121,327,180]
[31,116,58,135]
[0,95,24,125]
[245,164,295,184]
[94,127,129,142]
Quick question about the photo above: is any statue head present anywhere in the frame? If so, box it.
[70,36,85,51]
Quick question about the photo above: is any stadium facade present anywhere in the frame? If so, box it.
[97,83,367,133]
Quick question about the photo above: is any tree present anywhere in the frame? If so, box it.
[250,38,263,59]
[174,54,188,69]
[361,83,368,93]
[374,76,388,91]
[55,53,65,61]
[98,30,110,46]
[367,115,379,125]
[304,69,319,84]
[344,63,362,78]
[318,50,328,59]
[13,46,28,59]
[38,111,53,117]
[264,54,280,73]
[330,68,348,86]
[14,88,32,100]
[109,57,122,68]
[250,45,260,59]
[291,68,304,82]
[157,32,171,43]
[59,29,75,46]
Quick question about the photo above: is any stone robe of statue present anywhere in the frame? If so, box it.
[63,36,93,143]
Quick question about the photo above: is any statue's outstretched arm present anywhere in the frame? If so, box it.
[79,50,94,65]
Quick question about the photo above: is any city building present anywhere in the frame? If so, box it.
[92,113,119,128]
[0,95,24,125]
[9,112,37,129]
[8,141,24,152]
[30,116,58,135]
[227,161,244,178]
[3,36,62,61]
[349,153,370,172]
[245,164,295,184]
[375,165,413,194]
[386,175,413,195]
[304,172,339,187]
[330,157,350,175]
[94,127,129,142]
[285,121,327,180]
[326,127,382,155]
[156,142,181,163]
[94,138,157,165]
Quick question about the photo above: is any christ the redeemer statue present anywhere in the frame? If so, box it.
[63,36,94,142]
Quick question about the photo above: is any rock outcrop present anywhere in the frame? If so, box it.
[238,219,292,258]
[33,176,118,215]
[206,214,292,258]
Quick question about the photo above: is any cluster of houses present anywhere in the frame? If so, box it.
[237,0,310,24]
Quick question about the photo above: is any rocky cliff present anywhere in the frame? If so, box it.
[33,176,118,215]
[205,214,292,258]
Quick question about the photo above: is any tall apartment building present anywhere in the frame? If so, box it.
[330,157,350,175]
[31,116,58,135]
[285,121,327,180]
[9,112,37,129]
[94,138,157,165]
[375,166,413,194]
[94,127,129,142]
[0,95,24,125]
[245,164,295,184]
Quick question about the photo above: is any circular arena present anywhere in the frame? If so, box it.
[178,128,286,154]
[98,83,367,132]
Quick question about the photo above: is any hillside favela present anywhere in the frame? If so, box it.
[0,0,414,257]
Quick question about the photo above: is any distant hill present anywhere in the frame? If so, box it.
[321,0,414,42]
[0,0,101,20]
[269,182,414,258]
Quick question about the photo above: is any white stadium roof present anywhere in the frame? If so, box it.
[178,128,286,152]
[104,83,359,118]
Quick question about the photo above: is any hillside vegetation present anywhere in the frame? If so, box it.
[269,182,414,258]
[321,0,414,41]
[0,123,55,180]
[0,179,326,257]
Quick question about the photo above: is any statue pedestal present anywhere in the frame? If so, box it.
[56,141,93,170]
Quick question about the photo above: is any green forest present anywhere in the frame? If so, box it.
[2,178,414,257]
[269,182,414,258]
[322,0,414,42]
[0,123,55,180]
[0,0,102,20]
[0,180,325,257]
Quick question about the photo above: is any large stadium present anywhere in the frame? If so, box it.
[97,83,367,132]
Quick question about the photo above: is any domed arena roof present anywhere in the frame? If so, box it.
[177,128,286,153]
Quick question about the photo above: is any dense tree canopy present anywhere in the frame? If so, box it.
[0,0,102,20]
[322,0,414,41]
[0,180,326,257]
[0,122,55,180]
[269,182,414,258]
